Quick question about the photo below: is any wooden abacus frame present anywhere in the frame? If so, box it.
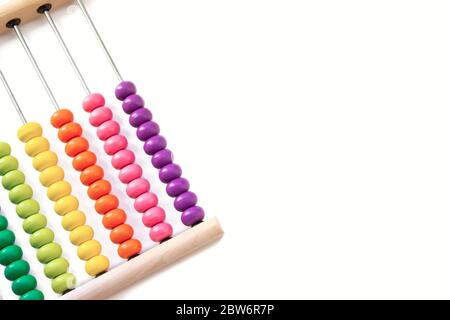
[0,0,224,300]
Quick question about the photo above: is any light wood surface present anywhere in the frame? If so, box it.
[61,218,224,300]
[0,0,71,35]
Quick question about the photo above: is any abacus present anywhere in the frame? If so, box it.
[0,0,223,300]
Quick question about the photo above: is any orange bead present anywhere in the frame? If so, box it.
[95,195,119,215]
[118,239,142,259]
[80,165,104,186]
[73,151,97,172]
[51,109,74,128]
[110,224,134,244]
[88,180,111,200]
[58,122,83,143]
[65,137,89,157]
[102,209,127,230]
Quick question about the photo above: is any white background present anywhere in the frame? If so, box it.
[0,0,450,300]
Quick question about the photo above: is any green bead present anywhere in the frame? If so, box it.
[12,275,37,295]
[2,170,25,190]
[0,230,15,249]
[16,199,40,219]
[52,273,76,294]
[20,289,44,300]
[44,258,69,279]
[9,184,33,204]
[23,214,47,234]
[37,243,62,264]
[0,216,8,231]
[30,228,54,249]
[5,260,30,281]
[0,142,11,158]
[0,245,22,266]
[0,156,19,176]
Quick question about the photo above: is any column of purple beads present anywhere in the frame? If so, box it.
[115,81,205,227]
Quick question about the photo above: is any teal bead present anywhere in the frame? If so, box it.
[37,243,62,264]
[9,184,33,204]
[12,275,37,295]
[4,260,30,281]
[0,230,15,249]
[0,156,19,176]
[20,289,44,300]
[0,142,11,158]
[23,214,47,234]
[0,216,8,231]
[2,170,25,190]
[30,228,54,249]
[16,199,40,219]
[0,245,22,266]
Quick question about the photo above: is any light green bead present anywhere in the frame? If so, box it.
[0,142,11,158]
[23,214,47,234]
[44,258,69,279]
[37,242,62,264]
[30,228,54,249]
[0,156,19,176]
[52,273,76,294]
[0,216,8,231]
[9,184,33,204]
[16,199,40,219]
[2,170,25,190]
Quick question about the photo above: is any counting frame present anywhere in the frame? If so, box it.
[0,0,223,300]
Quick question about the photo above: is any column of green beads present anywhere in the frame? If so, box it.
[0,142,76,294]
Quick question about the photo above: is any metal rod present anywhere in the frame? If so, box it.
[13,25,60,111]
[76,0,123,82]
[0,69,27,124]
[43,10,91,95]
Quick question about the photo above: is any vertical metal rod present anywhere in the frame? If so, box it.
[13,24,60,111]
[76,0,124,82]
[0,69,27,124]
[43,10,91,95]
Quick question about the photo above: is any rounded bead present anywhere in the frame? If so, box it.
[112,150,135,170]
[62,210,86,231]
[16,199,40,219]
[25,137,49,157]
[150,223,173,243]
[51,109,74,129]
[23,214,47,234]
[144,135,167,156]
[126,178,150,199]
[97,120,120,141]
[0,230,15,249]
[37,243,62,264]
[9,184,33,204]
[116,81,137,101]
[118,239,142,259]
[119,164,142,184]
[182,206,205,226]
[83,93,105,112]
[88,180,111,200]
[130,108,152,128]
[2,170,26,190]
[80,165,103,186]
[104,135,128,156]
[160,164,182,183]
[0,156,19,175]
[70,226,94,246]
[0,142,11,157]
[137,121,160,141]
[73,151,97,171]
[175,192,198,212]
[0,216,7,230]
[54,195,79,216]
[90,107,113,127]
[40,166,65,187]
[102,209,127,230]
[122,94,144,114]
[44,258,68,279]
[52,273,76,294]
[134,192,158,213]
[110,224,133,244]
[0,245,22,266]
[5,260,30,281]
[12,275,37,295]
[47,180,72,201]
[78,240,102,261]
[33,151,58,172]
[20,289,44,300]
[152,149,173,169]
[86,255,110,276]
[65,137,89,157]
[142,207,166,228]
[96,195,119,215]
[17,123,42,142]
[166,178,190,197]
[59,122,83,143]
[29,228,54,249]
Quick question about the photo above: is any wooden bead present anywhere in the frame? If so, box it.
[51,109,74,129]
[78,240,102,261]
[25,137,50,157]
[70,226,94,246]
[80,165,104,186]
[62,210,86,231]
[65,137,89,157]
[88,179,111,200]
[32,151,58,172]
[86,255,109,277]
[59,122,83,143]
[95,195,119,214]
[17,123,43,142]
[54,195,79,216]
[110,224,133,244]
[73,151,97,172]
[47,180,72,201]
[118,239,142,259]
[102,209,127,230]
[40,166,65,187]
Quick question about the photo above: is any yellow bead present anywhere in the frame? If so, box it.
[86,255,110,277]
[32,151,58,172]
[78,240,102,261]
[25,137,50,157]
[70,225,94,246]
[40,166,64,187]
[62,210,86,231]
[18,123,43,143]
[54,195,79,216]
[47,180,72,201]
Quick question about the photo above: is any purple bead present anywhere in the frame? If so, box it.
[152,149,173,169]
[174,191,198,212]
[182,206,205,226]
[144,135,167,156]
[159,164,182,184]
[137,121,160,141]
[116,81,137,101]
[130,108,153,128]
[123,94,145,114]
[166,178,190,197]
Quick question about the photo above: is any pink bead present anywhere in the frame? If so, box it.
[83,93,105,112]
[90,107,113,127]
[126,178,150,199]
[119,164,142,184]
[97,120,120,141]
[104,135,128,155]
[142,207,166,228]
[111,150,135,170]
[134,192,158,213]
[150,223,173,243]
